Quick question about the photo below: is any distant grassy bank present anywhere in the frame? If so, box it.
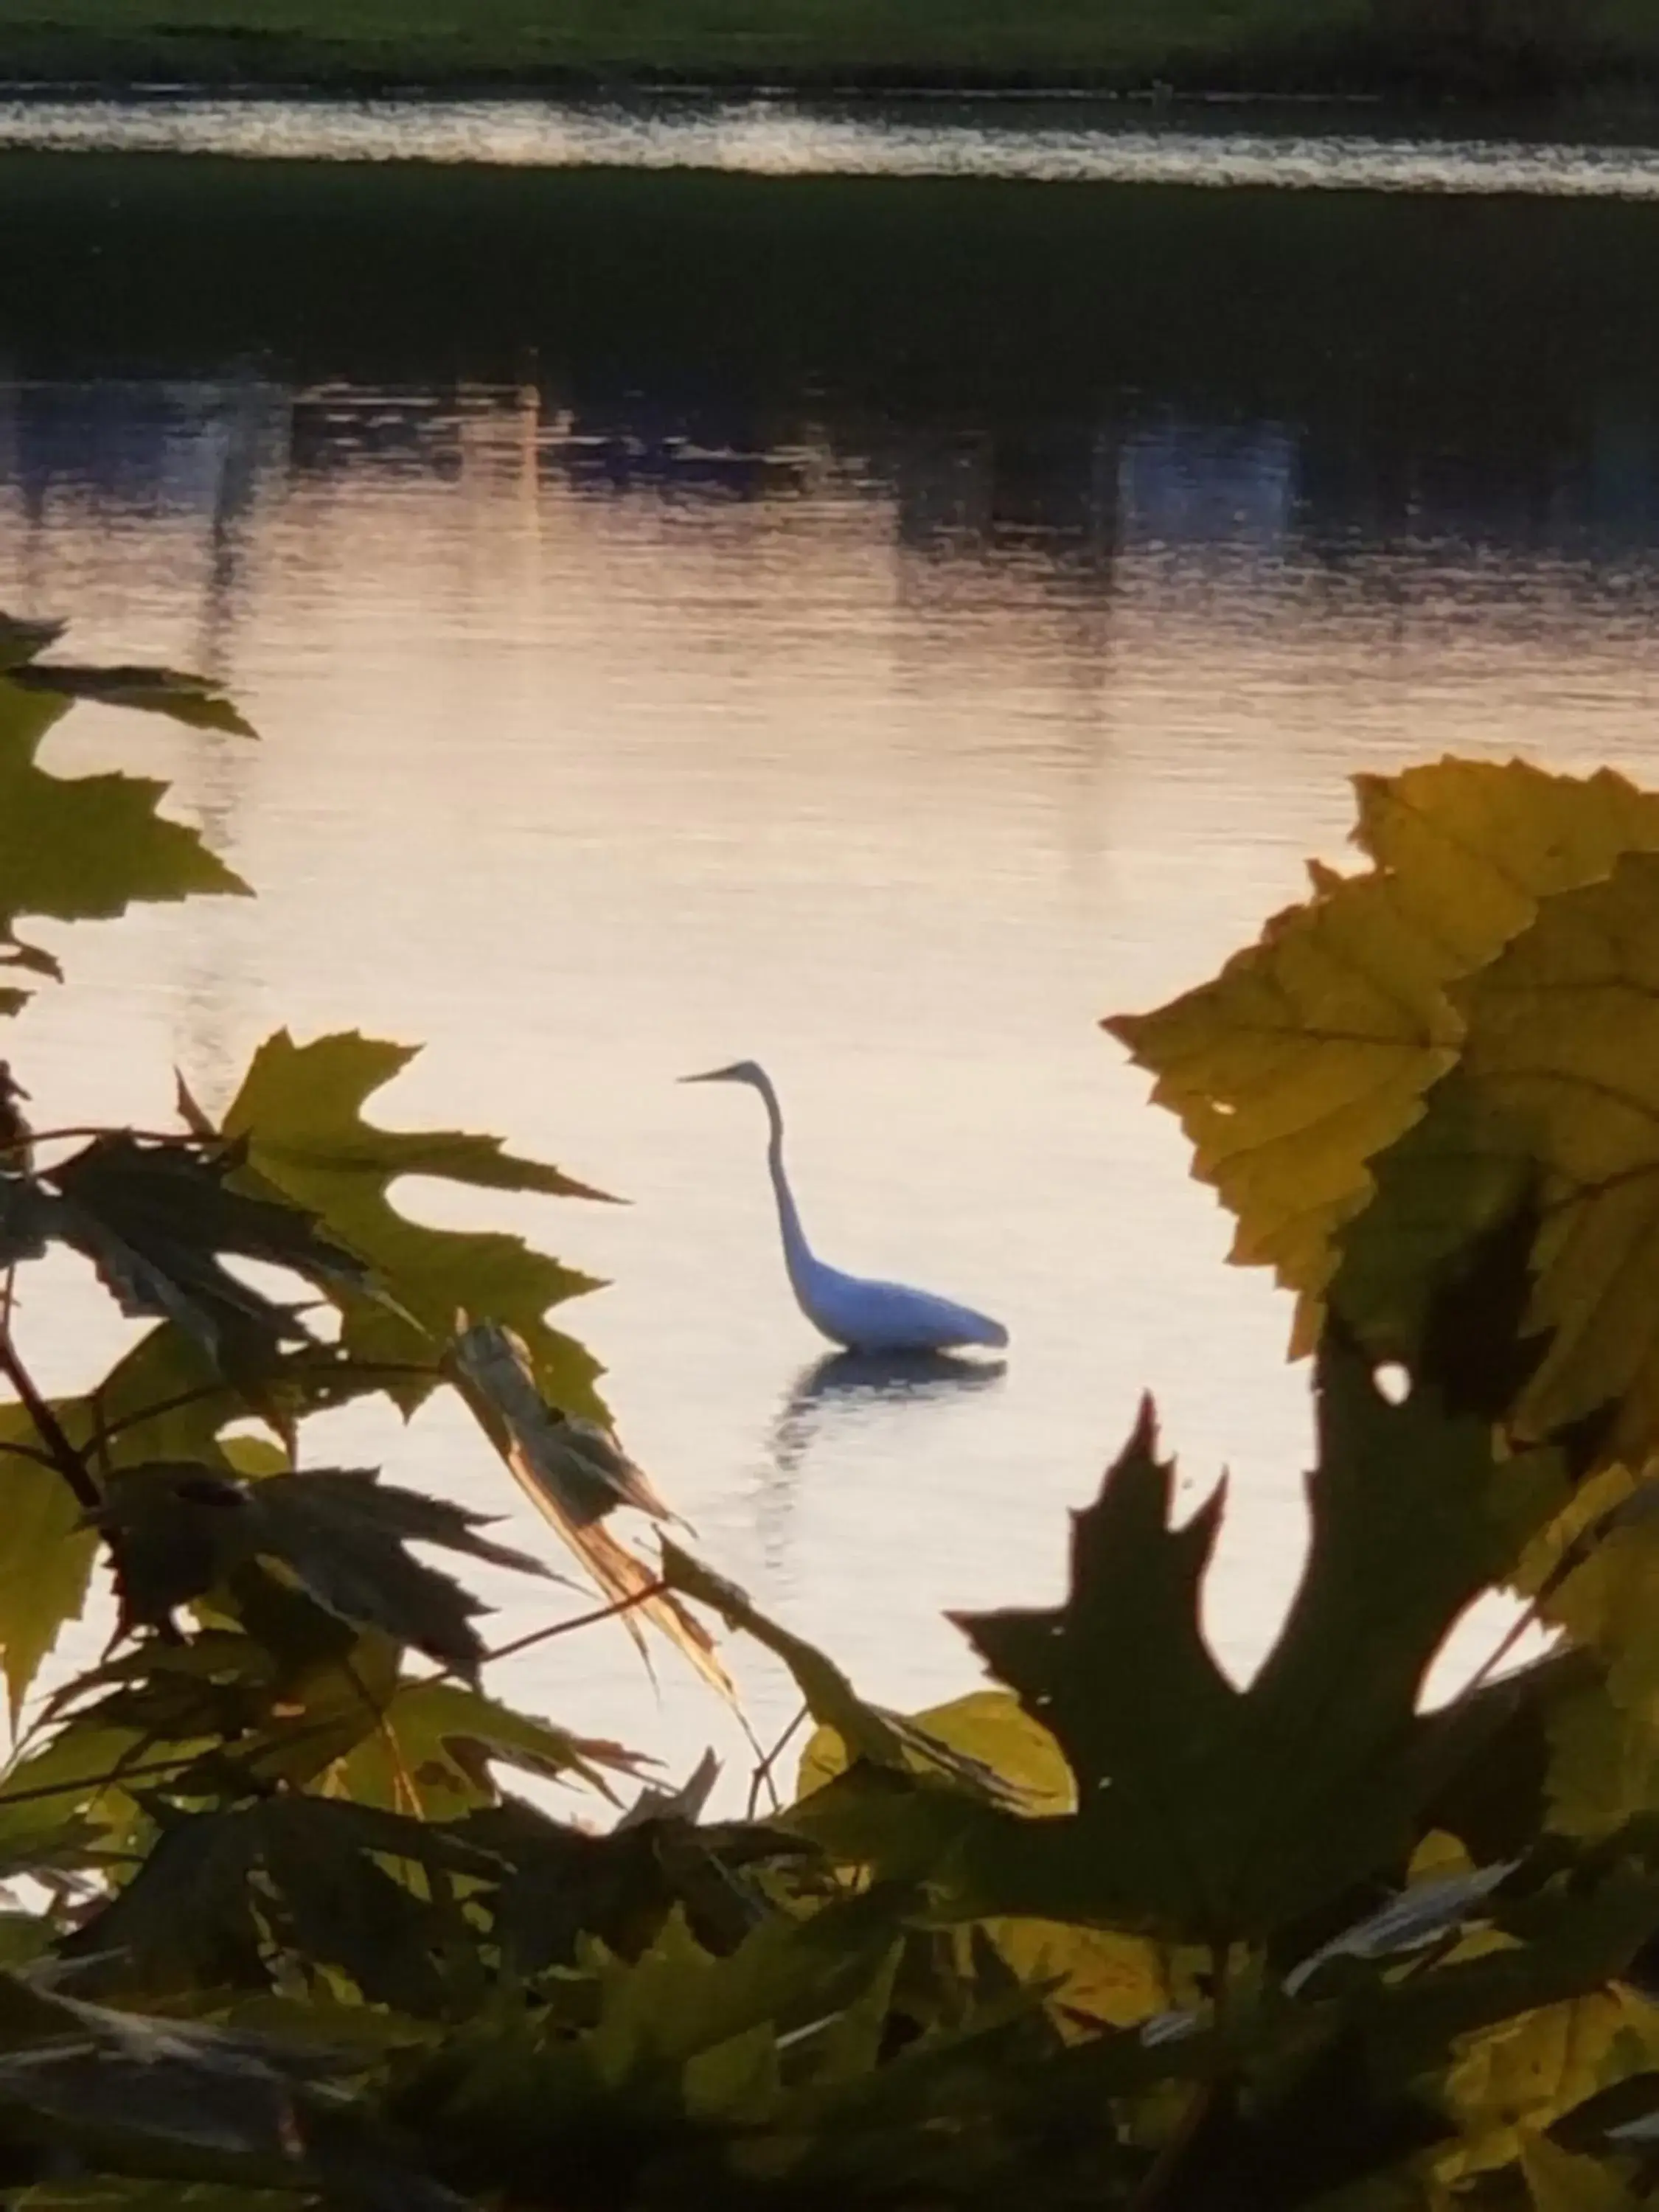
[0,0,1655,100]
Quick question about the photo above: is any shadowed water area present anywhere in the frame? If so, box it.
[4,114,1658,1772]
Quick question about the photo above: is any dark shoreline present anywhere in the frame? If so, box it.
[0,27,1656,116]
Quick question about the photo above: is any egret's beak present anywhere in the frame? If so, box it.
[679,1064,742,1085]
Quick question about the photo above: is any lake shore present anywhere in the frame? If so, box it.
[0,1,1655,108]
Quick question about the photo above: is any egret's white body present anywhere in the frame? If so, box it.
[682,1060,1008,1355]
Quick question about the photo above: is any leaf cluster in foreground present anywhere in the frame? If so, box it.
[4,636,1659,2205]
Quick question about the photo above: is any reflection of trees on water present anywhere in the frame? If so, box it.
[9,369,1659,591]
[754,1349,1007,1579]
[4,361,1659,1053]
[0,376,283,1105]
[0,378,285,557]
[888,425,1121,574]
[8,147,1659,572]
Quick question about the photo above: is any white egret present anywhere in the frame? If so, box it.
[681,1060,1008,1354]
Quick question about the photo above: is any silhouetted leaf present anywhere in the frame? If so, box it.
[18,2184,296,2208]
[44,1135,369,1375]
[218,1030,608,1416]
[0,1324,258,1717]
[254,1799,452,2014]
[0,1966,356,2188]
[59,1809,267,1993]
[0,1176,52,1267]
[911,1338,1568,1938]
[38,1630,298,1790]
[100,1465,544,1677]
[65,1796,495,2008]
[1330,1074,1546,1416]
[456,1795,801,1978]
[0,613,65,672]
[7,662,254,737]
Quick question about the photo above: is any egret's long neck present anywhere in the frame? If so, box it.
[751,1073,818,1295]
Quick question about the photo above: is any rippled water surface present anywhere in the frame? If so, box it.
[3,119,1658,1778]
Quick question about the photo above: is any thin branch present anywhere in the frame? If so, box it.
[0,1439,61,1472]
[399,1580,674,1697]
[0,1692,372,1812]
[1461,1599,1548,1703]
[0,1746,204,1810]
[1127,1944,1229,2212]
[86,1379,240,1454]
[87,1375,114,1487]
[78,1354,446,1458]
[0,1320,98,1511]
[748,1702,808,1820]
[482,1579,671,1668]
[343,1649,420,1819]
[1127,2080,1220,2211]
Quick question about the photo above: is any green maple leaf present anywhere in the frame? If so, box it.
[1445,851,1659,1461]
[337,1677,648,1817]
[218,1029,611,1416]
[1333,846,1659,1470]
[1106,760,1659,1344]
[0,650,251,1015]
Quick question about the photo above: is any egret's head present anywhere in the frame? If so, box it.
[680,1060,765,1089]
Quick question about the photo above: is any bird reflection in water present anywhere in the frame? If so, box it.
[754,1349,1008,1573]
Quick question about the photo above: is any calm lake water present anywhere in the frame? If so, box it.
[4,105,1659,1787]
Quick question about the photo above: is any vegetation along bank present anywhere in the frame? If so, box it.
[0,0,1655,101]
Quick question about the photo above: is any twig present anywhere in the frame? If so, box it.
[79,1355,446,1458]
[12,1673,413,1809]
[1127,2080,1220,2212]
[748,1702,808,1819]
[1126,1942,1228,2211]
[1462,1598,1548,1703]
[0,1439,61,1472]
[402,1578,675,1696]
[484,1579,671,1667]
[0,1320,98,1511]
[344,1650,420,1818]
[0,1746,204,1810]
